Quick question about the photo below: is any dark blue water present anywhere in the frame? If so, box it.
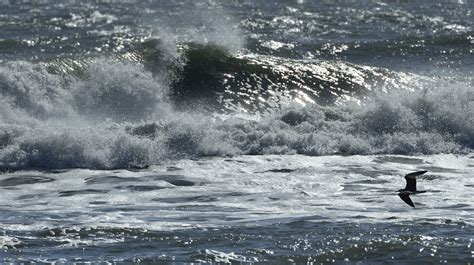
[0,0,473,263]
[3,220,472,263]
[1,1,472,72]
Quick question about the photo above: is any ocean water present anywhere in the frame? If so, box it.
[0,0,473,263]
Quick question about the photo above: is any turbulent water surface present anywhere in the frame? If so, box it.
[0,0,473,263]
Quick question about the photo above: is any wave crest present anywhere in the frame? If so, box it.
[0,44,472,170]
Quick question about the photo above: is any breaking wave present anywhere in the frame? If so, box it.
[0,42,472,170]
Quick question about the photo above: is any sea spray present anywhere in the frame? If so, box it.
[1,71,471,170]
[0,33,472,170]
[72,60,171,122]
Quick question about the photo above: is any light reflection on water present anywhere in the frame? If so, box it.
[1,154,473,262]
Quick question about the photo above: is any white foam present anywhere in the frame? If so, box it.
[0,236,21,249]
[0,56,472,170]
[199,249,255,263]
[1,154,472,238]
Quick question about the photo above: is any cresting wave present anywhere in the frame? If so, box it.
[0,42,472,170]
[136,41,431,111]
[46,41,429,111]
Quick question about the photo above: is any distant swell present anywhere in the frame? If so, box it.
[0,42,472,170]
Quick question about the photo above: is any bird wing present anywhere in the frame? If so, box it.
[398,192,415,207]
[405,170,428,178]
[404,170,427,191]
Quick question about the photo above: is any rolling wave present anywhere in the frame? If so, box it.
[0,42,472,170]
[45,40,427,112]
[167,43,422,111]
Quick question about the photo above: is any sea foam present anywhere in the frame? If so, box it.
[0,54,472,170]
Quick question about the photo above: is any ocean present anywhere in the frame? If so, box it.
[0,0,473,263]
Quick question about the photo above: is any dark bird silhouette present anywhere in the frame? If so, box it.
[398,171,427,207]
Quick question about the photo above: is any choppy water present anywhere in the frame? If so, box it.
[0,0,473,263]
[2,154,473,263]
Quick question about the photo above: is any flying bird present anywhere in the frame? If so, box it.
[398,170,428,207]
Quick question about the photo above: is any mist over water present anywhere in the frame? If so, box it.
[0,0,473,263]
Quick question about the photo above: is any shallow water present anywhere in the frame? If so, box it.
[1,154,473,263]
